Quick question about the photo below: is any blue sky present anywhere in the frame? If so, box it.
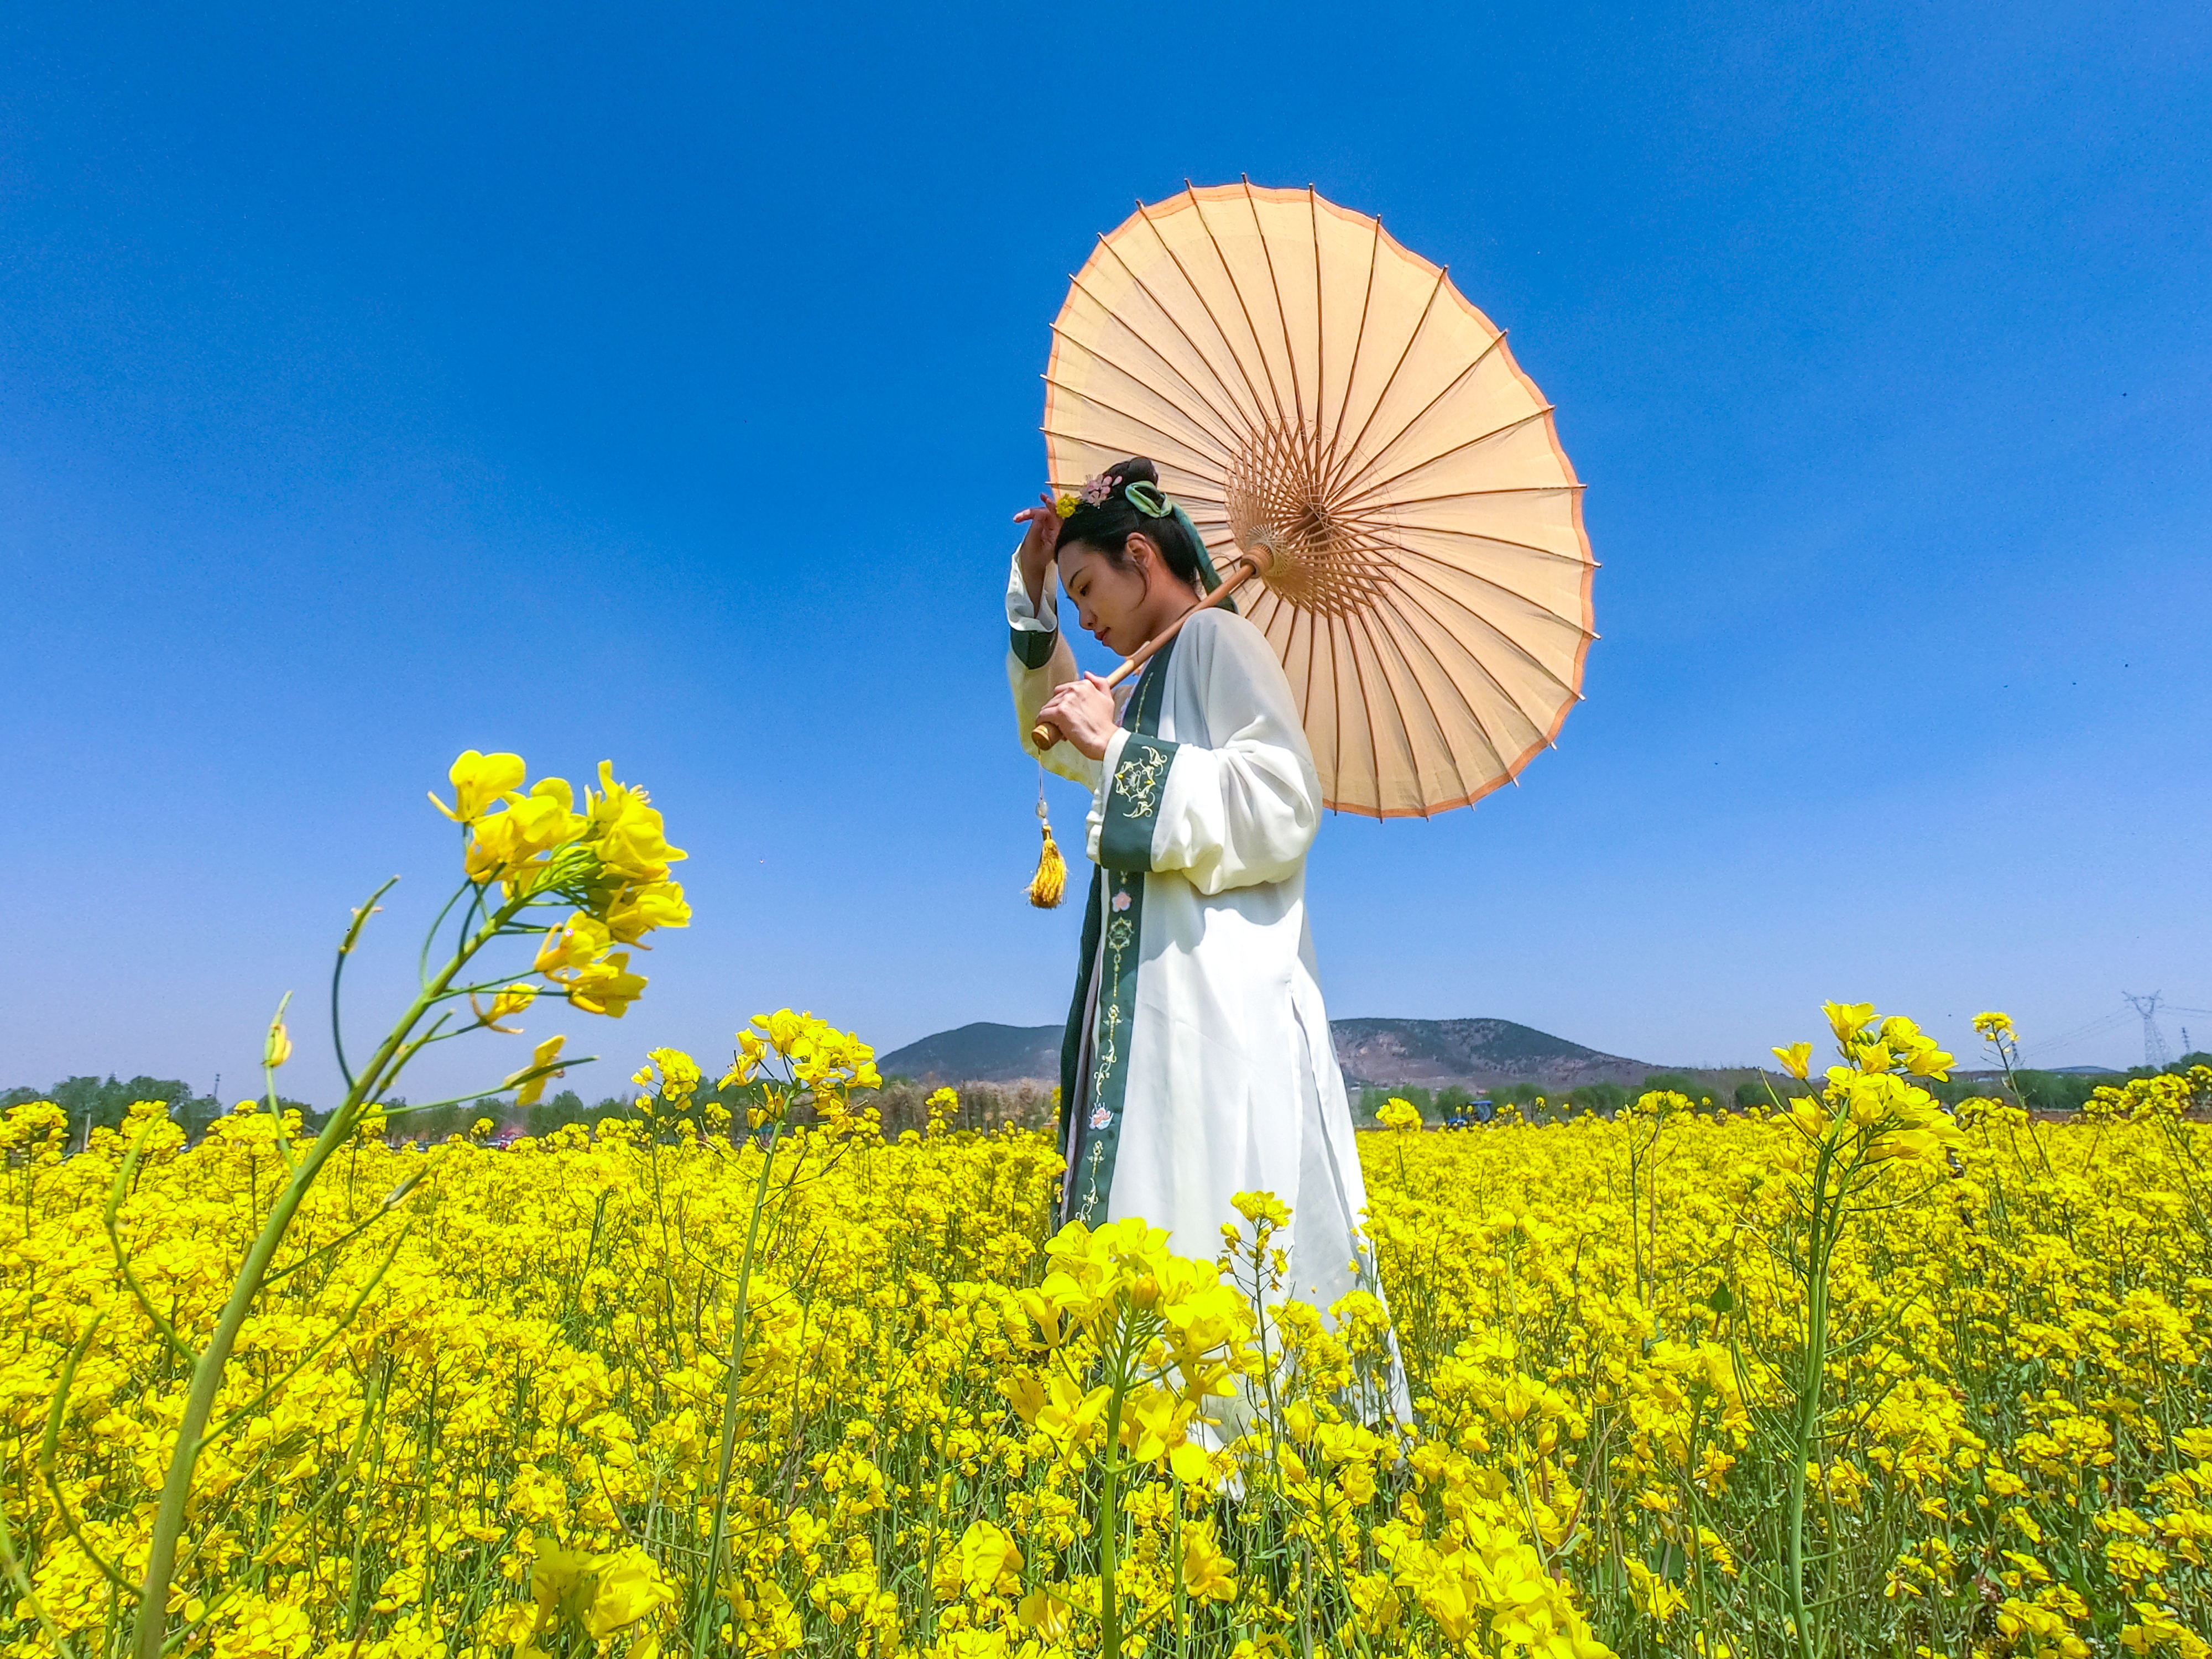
[3,0,2207,1107]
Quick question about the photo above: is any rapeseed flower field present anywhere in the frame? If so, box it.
[5,756,2208,1659]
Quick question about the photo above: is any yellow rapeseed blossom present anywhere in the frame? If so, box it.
[1377,1096,1423,1131]
[428,747,526,823]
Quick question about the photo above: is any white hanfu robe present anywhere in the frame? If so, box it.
[1005,552,1379,1319]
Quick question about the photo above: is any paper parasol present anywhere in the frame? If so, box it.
[1044,181,1595,818]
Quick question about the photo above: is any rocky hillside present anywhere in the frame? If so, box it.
[879,1022,1064,1086]
[1328,1017,1658,1091]
[881,1016,1713,1092]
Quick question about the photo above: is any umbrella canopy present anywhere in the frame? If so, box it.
[1044,182,1595,819]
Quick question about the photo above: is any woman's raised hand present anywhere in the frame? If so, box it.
[1013,491,1062,609]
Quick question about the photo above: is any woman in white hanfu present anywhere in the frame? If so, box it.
[1006,456,1380,1323]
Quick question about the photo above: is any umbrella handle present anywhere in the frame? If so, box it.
[1027,553,1265,753]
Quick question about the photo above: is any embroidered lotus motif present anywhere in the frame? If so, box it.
[1088,1105,1112,1129]
[1112,744,1169,818]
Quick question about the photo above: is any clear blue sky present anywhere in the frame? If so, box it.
[3,1,2206,1107]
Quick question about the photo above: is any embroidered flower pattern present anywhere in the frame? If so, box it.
[1112,744,1170,820]
[1111,889,1132,912]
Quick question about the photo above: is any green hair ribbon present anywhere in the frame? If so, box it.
[1123,482,1238,614]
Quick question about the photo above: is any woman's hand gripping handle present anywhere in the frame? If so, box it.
[1033,674,1120,763]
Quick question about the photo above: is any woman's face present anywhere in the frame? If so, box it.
[1057,539,1161,656]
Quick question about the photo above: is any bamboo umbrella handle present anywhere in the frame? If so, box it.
[1028,555,1263,753]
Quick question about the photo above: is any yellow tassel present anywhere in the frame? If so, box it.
[1029,821,1067,909]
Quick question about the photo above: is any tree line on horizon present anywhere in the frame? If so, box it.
[9,1052,2205,1150]
[1354,1055,2211,1124]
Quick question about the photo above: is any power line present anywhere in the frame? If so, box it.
[2018,1007,2134,1058]
[2012,995,2208,1066]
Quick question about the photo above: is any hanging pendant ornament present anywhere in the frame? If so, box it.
[1027,766,1066,909]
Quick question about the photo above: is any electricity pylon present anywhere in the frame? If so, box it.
[2122,992,2172,1071]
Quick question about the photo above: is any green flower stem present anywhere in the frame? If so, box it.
[129,892,520,1659]
[1098,1317,1140,1659]
[692,1107,786,1659]
[1785,1130,1843,1659]
[1171,1479,1187,1658]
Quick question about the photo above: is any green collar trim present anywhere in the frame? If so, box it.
[1059,630,1178,1225]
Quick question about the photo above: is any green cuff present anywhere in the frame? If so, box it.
[1010,627,1058,670]
[1098,737,1178,872]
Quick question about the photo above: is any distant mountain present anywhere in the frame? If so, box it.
[880,1022,1064,1086]
[1329,1017,1658,1091]
[880,1016,1702,1092]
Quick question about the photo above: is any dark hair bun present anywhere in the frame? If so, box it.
[1056,456,1203,587]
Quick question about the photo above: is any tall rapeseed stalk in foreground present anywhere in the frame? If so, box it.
[1006,1215,1255,1658]
[1752,1003,1961,1659]
[94,751,691,1659]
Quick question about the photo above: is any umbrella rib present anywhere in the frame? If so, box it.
[1160,479,1229,505]
[1335,405,1558,512]
[1300,597,1324,781]
[1373,485,1582,512]
[1243,176,1308,436]
[1335,520,1523,778]
[1375,577,1554,765]
[1342,599,1441,818]
[1366,493,1590,545]
[1039,380,1233,471]
[1093,235,1265,449]
[1366,581,1514,790]
[1327,329,1508,502]
[1251,587,1290,659]
[1186,184,1294,438]
[1136,198,1277,450]
[1371,514,1601,583]
[1324,262,1451,500]
[1387,482,1587,498]
[1374,536,1598,634]
[1055,289,1254,455]
[1322,213,1384,483]
[1041,424,1220,488]
[1339,608,1392,818]
[1383,556,1589,710]
[1321,598,1345,807]
[1310,186,1327,477]
[1333,497,1597,597]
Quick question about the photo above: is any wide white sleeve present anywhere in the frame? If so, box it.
[1088,616,1320,894]
[1004,549,1099,788]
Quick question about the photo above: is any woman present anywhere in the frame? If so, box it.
[1006,456,1379,1319]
